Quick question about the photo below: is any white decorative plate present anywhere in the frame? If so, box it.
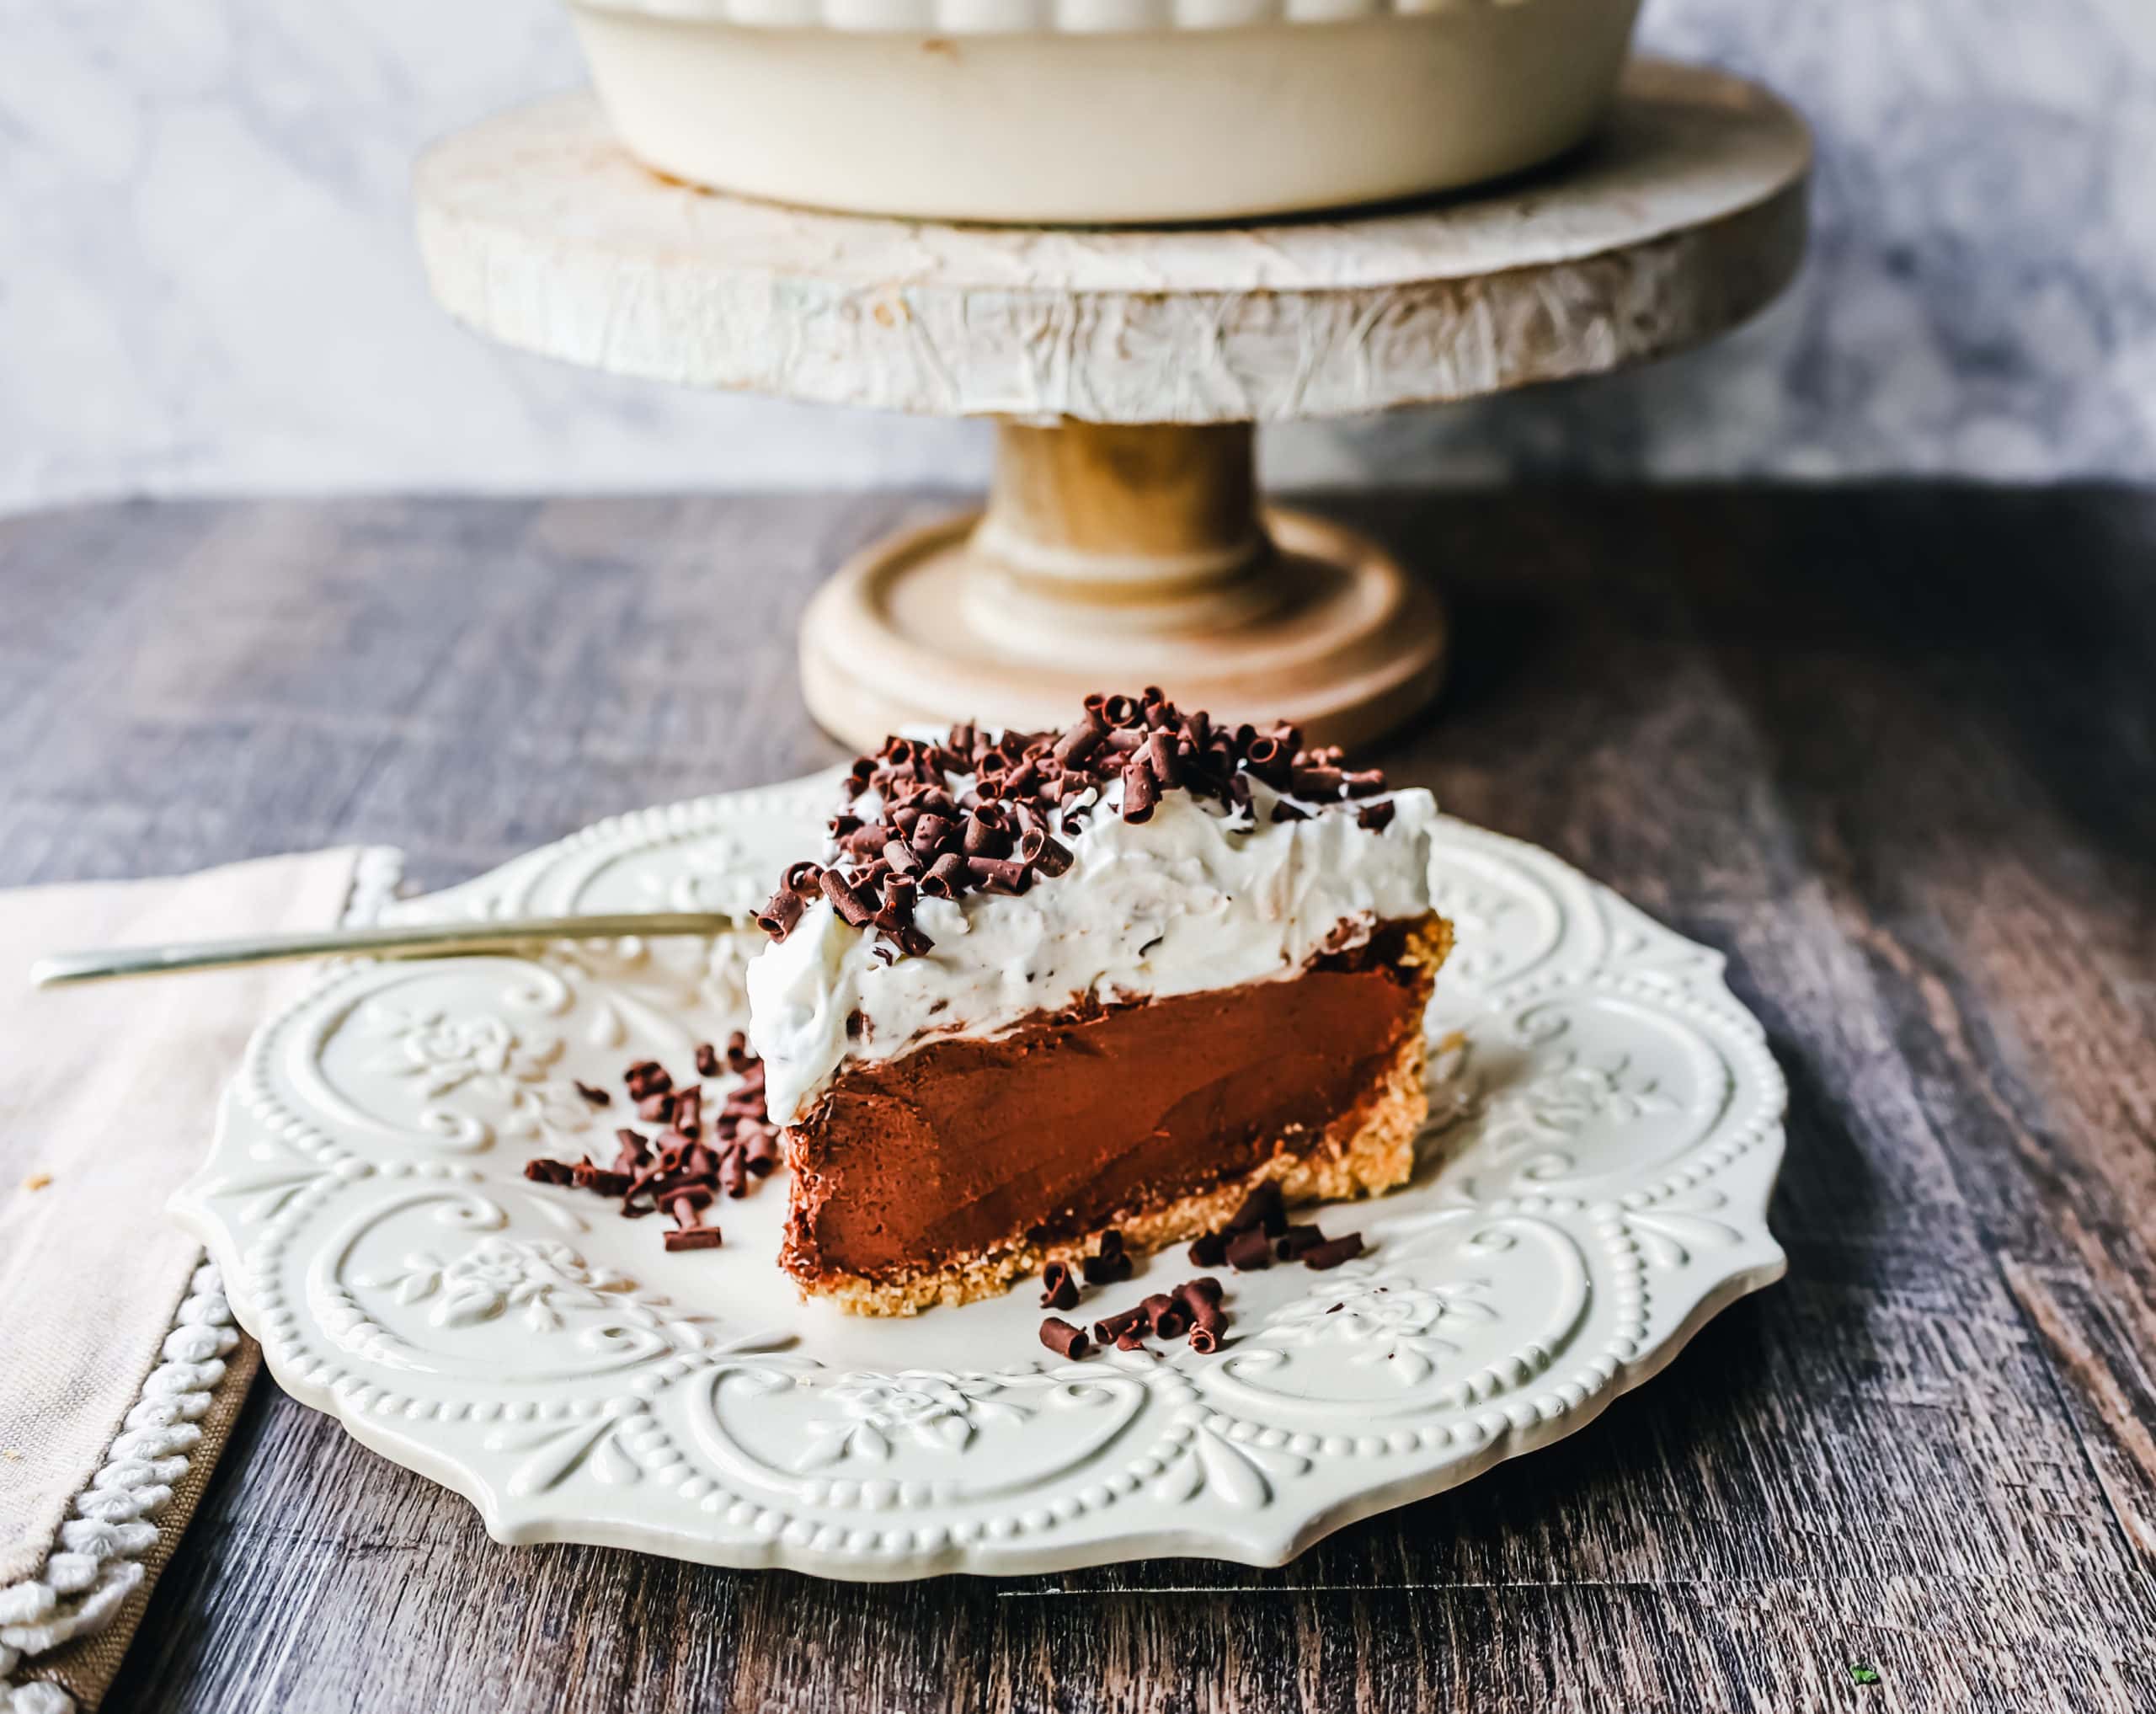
[174,772,1786,1578]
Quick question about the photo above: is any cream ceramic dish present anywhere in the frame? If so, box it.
[567,0,1644,223]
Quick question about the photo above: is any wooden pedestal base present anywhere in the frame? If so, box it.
[801,421,1446,751]
[415,68,1810,752]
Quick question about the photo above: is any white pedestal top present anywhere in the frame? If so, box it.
[415,59,1809,424]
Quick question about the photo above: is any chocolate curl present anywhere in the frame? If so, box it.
[652,1135,692,1176]
[1228,1180,1288,1236]
[962,806,1011,857]
[1040,1317,1091,1359]
[1081,1245,1133,1287]
[1183,1290,1228,1348]
[783,861,826,899]
[1188,1323,1222,1354]
[1116,1329,1147,1352]
[638,1091,677,1125]
[1121,759,1159,825]
[1270,801,1310,824]
[1304,1233,1365,1269]
[921,852,969,898]
[890,924,935,958]
[1225,1226,1274,1271]
[1053,708,1107,766]
[611,1129,649,1173]
[1091,1306,1148,1345]
[1275,1225,1326,1261]
[873,873,918,929]
[1290,765,1346,798]
[883,839,923,877]
[1141,1292,1190,1339]
[672,1087,703,1140]
[573,1080,611,1108]
[624,1060,671,1100]
[662,1186,718,1251]
[1343,769,1387,798]
[1142,729,1181,789]
[968,857,1033,894]
[740,1128,782,1177]
[716,1145,748,1199]
[1187,1231,1227,1268]
[1178,1276,1224,1307]
[819,868,877,927]
[1016,827,1074,878]
[754,884,805,937]
[1040,1261,1080,1311]
[1102,693,1140,727]
[727,1032,755,1074]
[694,1042,722,1079]
[1242,734,1289,778]
[523,1158,574,1186]
[1358,801,1396,833]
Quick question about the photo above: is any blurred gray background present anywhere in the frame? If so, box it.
[3,0,2150,513]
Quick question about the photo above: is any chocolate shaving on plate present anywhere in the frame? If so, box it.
[526,1049,780,1247]
[1091,1306,1149,1346]
[1039,1317,1091,1359]
[1082,1230,1133,1285]
[1227,1180,1287,1237]
[1275,1224,1326,1261]
[1040,1261,1081,1311]
[1225,1226,1274,1272]
[1141,1292,1189,1339]
[1303,1233,1365,1269]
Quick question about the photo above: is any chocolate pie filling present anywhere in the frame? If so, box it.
[782,922,1428,1286]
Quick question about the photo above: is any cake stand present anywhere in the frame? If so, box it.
[414,58,1809,749]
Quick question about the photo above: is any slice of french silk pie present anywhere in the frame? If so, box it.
[746,691,1452,1315]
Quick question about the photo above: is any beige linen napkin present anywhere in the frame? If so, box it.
[0,850,376,1712]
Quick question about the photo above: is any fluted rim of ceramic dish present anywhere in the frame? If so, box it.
[569,0,1631,41]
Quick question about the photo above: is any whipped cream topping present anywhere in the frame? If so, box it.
[747,776,1436,1126]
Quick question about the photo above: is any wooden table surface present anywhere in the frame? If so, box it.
[5,488,2154,1712]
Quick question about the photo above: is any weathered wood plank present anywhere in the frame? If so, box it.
[2,488,2151,1711]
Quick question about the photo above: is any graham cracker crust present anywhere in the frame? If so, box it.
[804,912,1451,1316]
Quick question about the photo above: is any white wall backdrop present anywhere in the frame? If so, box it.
[3,0,2152,512]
